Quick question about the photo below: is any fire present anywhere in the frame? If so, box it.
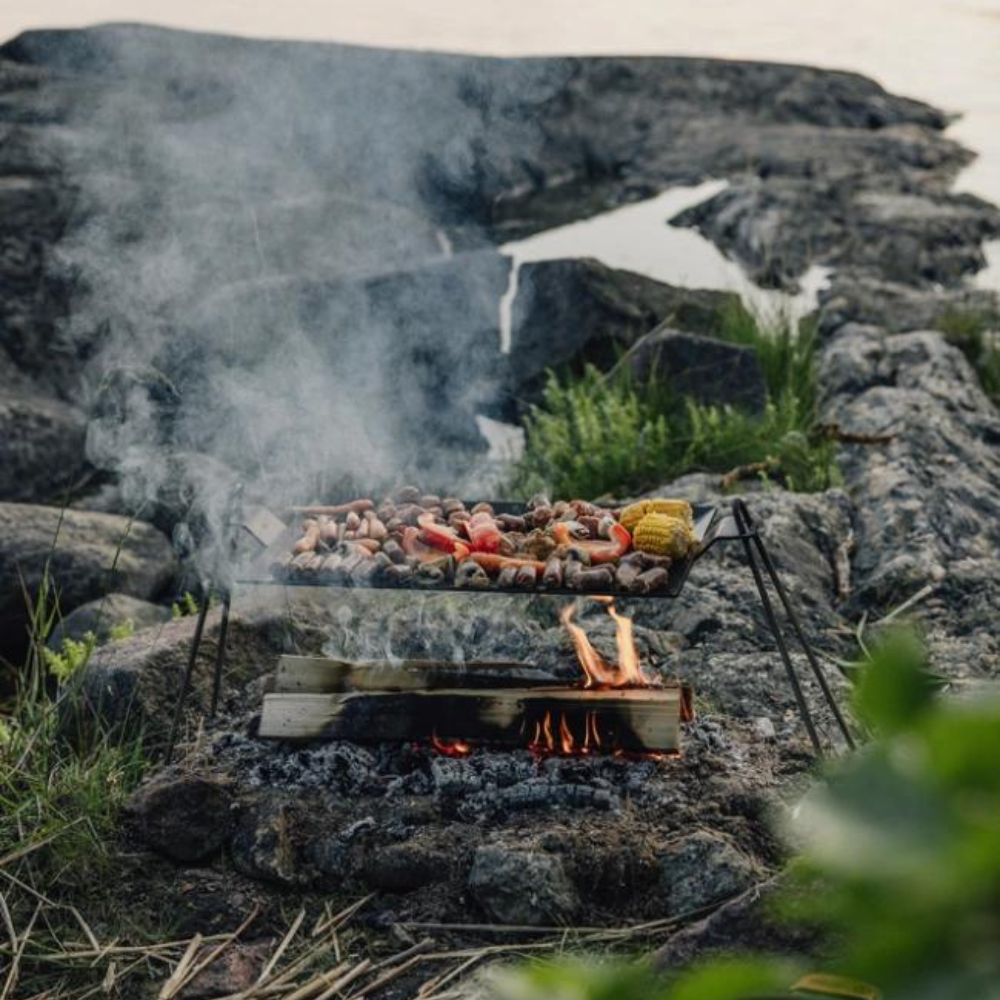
[430,734,474,757]
[559,598,656,688]
[527,709,604,756]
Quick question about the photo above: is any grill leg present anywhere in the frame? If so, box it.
[165,583,211,765]
[732,501,824,757]
[209,590,231,718]
[734,500,856,750]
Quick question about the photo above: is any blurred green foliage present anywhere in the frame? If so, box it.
[491,628,1000,1000]
[508,306,840,499]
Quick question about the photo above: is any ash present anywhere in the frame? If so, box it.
[209,719,730,821]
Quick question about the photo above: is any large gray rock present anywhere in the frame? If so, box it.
[468,845,579,925]
[624,326,767,412]
[657,831,762,917]
[74,605,283,742]
[0,390,88,502]
[0,502,175,658]
[47,592,171,649]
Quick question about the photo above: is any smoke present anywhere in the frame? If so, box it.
[9,24,573,575]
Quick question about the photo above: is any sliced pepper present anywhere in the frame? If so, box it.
[575,521,632,564]
[467,552,547,576]
[417,513,470,558]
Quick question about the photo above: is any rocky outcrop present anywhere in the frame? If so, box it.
[624,326,767,413]
[0,502,174,658]
[0,389,88,502]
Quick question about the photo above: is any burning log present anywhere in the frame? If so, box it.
[258,686,690,754]
[274,654,560,692]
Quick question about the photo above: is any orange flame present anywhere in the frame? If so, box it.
[559,598,656,688]
[431,734,474,757]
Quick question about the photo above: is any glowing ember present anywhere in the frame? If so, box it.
[559,598,657,688]
[431,734,474,757]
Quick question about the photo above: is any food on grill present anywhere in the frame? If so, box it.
[275,490,699,593]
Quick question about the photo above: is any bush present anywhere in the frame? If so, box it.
[509,309,839,499]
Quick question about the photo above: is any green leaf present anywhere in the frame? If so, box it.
[853,628,938,734]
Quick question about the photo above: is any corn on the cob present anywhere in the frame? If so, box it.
[633,513,694,559]
[619,498,694,533]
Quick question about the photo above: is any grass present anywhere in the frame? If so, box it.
[508,304,840,499]
[936,306,1000,403]
[0,525,153,997]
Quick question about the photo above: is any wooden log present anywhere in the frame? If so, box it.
[274,654,561,693]
[258,686,690,753]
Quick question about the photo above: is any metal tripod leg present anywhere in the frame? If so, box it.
[209,589,231,718]
[733,500,856,750]
[165,582,211,765]
[731,502,824,757]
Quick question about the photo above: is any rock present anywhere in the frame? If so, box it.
[362,843,451,892]
[47,593,171,649]
[0,502,175,660]
[73,605,283,742]
[0,390,88,502]
[230,800,312,887]
[818,272,999,336]
[676,180,1000,290]
[178,942,269,1000]
[818,325,1000,615]
[624,325,767,412]
[128,774,234,863]
[657,831,762,917]
[468,845,579,925]
[506,259,740,409]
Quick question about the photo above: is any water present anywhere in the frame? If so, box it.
[497,181,831,354]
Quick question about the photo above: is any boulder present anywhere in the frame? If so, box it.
[468,844,579,925]
[128,773,234,863]
[73,604,284,743]
[0,390,88,503]
[505,258,740,409]
[624,326,767,412]
[47,592,171,649]
[0,502,175,660]
[657,831,762,917]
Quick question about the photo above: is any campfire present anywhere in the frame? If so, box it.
[259,597,693,756]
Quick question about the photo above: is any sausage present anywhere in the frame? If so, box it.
[569,566,615,591]
[289,499,374,517]
[543,557,564,589]
[497,565,519,588]
[515,564,538,588]
[635,567,670,593]
[292,519,321,554]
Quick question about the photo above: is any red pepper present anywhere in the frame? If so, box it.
[576,522,632,564]
[418,512,457,551]
[401,526,447,563]
[466,511,501,553]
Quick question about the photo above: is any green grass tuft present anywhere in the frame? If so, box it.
[509,308,840,499]
[936,306,1000,404]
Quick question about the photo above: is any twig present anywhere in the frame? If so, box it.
[256,908,304,984]
[873,583,936,626]
[814,422,896,445]
[719,459,776,491]
[157,933,203,1000]
[311,894,374,938]
[417,953,492,999]
[313,959,372,1000]
[2,901,41,1000]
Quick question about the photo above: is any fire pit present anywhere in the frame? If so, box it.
[168,495,855,763]
[258,597,694,755]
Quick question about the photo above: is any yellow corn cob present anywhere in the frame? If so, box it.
[619,501,650,532]
[619,498,693,533]
[644,499,694,528]
[633,513,694,559]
